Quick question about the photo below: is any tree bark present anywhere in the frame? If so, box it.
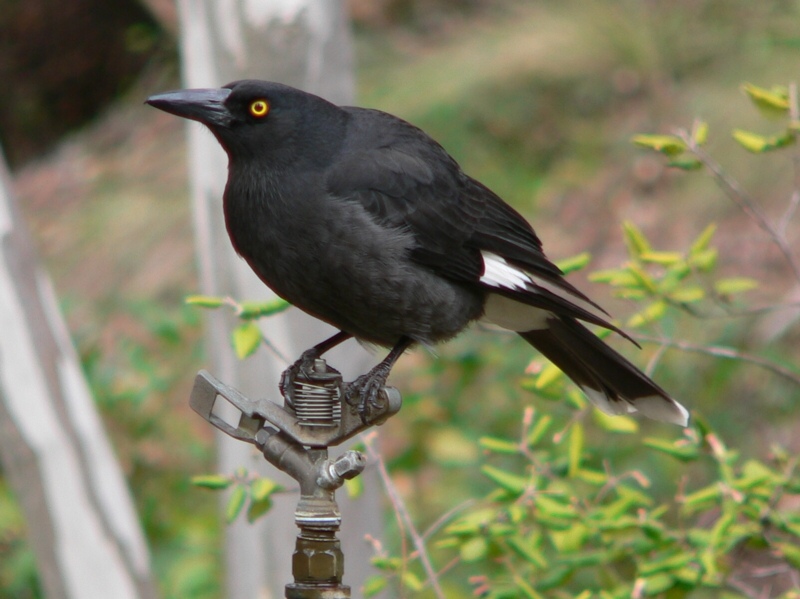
[173,1,384,597]
[0,148,156,598]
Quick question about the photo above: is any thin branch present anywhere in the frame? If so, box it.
[778,190,800,238]
[421,498,477,541]
[632,333,800,387]
[675,129,800,284]
[701,299,800,319]
[363,433,446,599]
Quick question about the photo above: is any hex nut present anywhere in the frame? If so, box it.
[292,541,344,583]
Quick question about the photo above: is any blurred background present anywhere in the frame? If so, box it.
[2,0,800,596]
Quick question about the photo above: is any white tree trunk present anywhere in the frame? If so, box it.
[174,1,383,597]
[0,149,156,598]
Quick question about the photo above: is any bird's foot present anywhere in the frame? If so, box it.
[345,364,391,424]
[279,347,322,405]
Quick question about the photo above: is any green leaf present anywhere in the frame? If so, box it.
[622,221,652,256]
[733,129,769,152]
[231,322,262,359]
[689,247,718,271]
[639,251,683,265]
[237,298,291,319]
[558,550,606,568]
[592,410,639,433]
[714,277,758,296]
[774,542,800,570]
[662,262,692,288]
[185,294,225,308]
[548,523,587,552]
[668,285,706,303]
[615,288,648,300]
[682,484,723,512]
[459,536,488,562]
[589,268,641,289]
[732,129,795,153]
[644,437,699,462]
[514,575,546,599]
[479,436,520,455]
[363,575,387,597]
[535,363,564,389]
[692,120,709,145]
[225,485,247,523]
[250,477,280,502]
[370,556,401,571]
[555,252,591,274]
[741,82,790,115]
[639,552,694,576]
[481,465,528,495]
[627,300,668,328]
[588,268,626,284]
[246,497,273,523]
[190,474,232,490]
[526,414,553,446]
[536,565,571,590]
[401,571,423,591]
[575,468,608,485]
[640,573,674,595]
[631,134,687,156]
[535,495,578,520]
[690,223,717,254]
[736,460,776,490]
[673,566,702,585]
[344,476,363,499]
[710,510,736,548]
[667,157,703,171]
[626,263,658,293]
[507,535,548,568]
[446,508,497,535]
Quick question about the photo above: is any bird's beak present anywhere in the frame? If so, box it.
[146,88,233,127]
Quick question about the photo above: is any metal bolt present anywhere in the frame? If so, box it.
[317,451,365,489]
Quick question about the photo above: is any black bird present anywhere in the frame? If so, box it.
[147,80,688,426]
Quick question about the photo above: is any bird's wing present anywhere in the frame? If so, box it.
[325,121,623,335]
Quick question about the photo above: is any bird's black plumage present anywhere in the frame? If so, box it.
[147,79,688,426]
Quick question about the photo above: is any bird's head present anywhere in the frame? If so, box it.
[146,80,344,165]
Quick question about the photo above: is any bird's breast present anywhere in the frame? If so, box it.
[223,180,483,345]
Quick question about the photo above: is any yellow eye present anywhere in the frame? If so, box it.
[249,99,269,118]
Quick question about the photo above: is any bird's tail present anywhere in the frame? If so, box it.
[519,317,689,426]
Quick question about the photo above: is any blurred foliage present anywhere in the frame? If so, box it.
[362,215,800,596]
[367,404,800,598]
[353,73,800,595]
[0,481,40,599]
[191,469,283,525]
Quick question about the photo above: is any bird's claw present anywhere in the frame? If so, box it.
[345,372,388,424]
[279,348,321,405]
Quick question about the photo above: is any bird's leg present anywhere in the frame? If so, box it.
[345,337,413,422]
[280,330,352,403]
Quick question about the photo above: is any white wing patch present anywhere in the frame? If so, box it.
[480,252,531,289]
[479,251,606,321]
